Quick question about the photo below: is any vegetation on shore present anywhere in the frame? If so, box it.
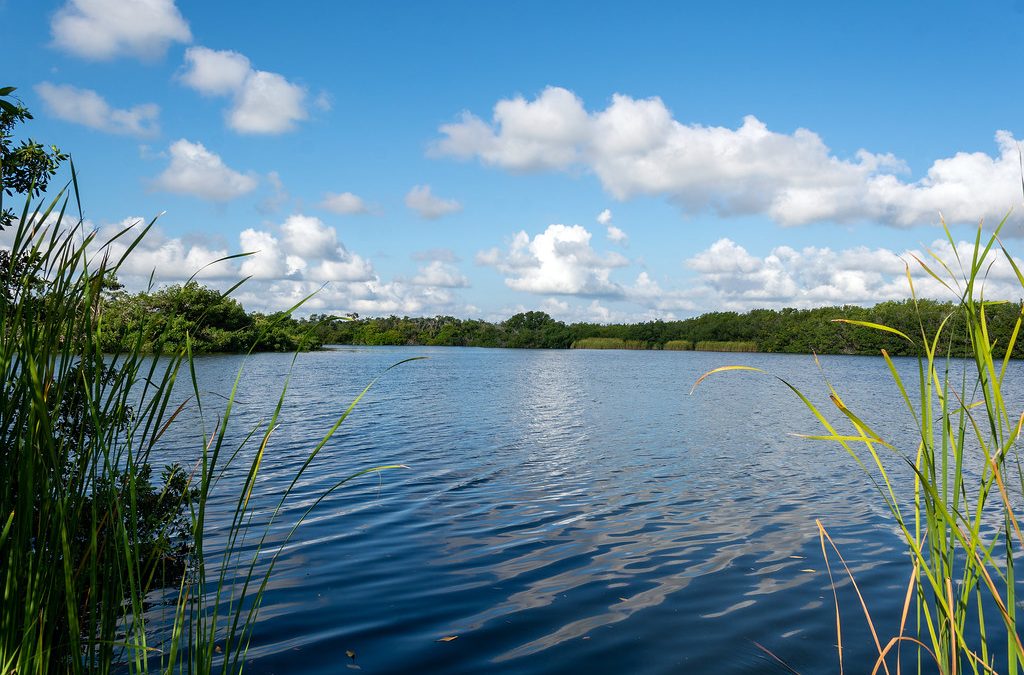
[294,299,1018,357]
[0,87,405,673]
[100,280,321,354]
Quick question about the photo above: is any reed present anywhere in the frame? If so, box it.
[694,220,1024,673]
[571,337,650,350]
[663,340,694,351]
[694,340,758,352]
[0,173,410,673]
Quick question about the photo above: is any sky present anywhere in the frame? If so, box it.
[4,0,1024,322]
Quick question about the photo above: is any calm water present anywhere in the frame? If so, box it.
[152,347,1023,673]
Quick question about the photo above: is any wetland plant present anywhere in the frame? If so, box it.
[0,89,409,673]
[695,220,1024,674]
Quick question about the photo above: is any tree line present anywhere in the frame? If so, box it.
[295,299,1024,357]
[96,281,1024,358]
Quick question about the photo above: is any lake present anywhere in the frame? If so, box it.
[156,346,1018,673]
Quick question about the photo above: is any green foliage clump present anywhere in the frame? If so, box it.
[694,340,758,352]
[0,205,197,671]
[99,281,321,354]
[571,337,649,350]
[0,86,67,231]
[663,340,693,351]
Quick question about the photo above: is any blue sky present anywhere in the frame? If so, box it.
[4,0,1024,321]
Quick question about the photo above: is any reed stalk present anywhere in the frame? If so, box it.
[0,171,410,673]
[695,220,1024,673]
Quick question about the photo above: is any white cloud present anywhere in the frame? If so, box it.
[405,185,462,219]
[320,191,369,215]
[596,209,612,225]
[680,237,1024,311]
[279,214,339,259]
[35,82,159,137]
[179,46,250,95]
[309,255,375,283]
[606,226,628,245]
[179,46,309,134]
[433,86,589,171]
[239,228,289,280]
[51,0,191,61]
[235,214,374,283]
[230,71,307,134]
[477,224,628,296]
[77,219,234,282]
[5,214,472,318]
[412,261,469,288]
[434,86,1024,230]
[151,139,258,201]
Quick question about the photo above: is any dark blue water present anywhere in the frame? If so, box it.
[152,347,1022,673]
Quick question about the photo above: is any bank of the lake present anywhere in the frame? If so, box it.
[102,283,1024,358]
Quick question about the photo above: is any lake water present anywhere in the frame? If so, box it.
[155,346,1022,673]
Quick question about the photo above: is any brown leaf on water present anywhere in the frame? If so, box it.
[346,650,356,659]
[214,645,222,654]
[437,635,459,642]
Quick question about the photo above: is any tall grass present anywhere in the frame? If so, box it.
[694,221,1024,673]
[571,337,650,350]
[663,340,694,351]
[694,340,758,352]
[0,177,410,672]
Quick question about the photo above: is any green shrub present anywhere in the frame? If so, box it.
[571,337,650,349]
[694,340,758,352]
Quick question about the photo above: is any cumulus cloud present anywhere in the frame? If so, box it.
[151,139,258,201]
[681,237,1024,311]
[51,0,191,60]
[320,191,369,215]
[405,185,462,219]
[477,224,628,296]
[434,86,1024,230]
[3,212,473,317]
[99,217,471,315]
[179,46,308,134]
[35,82,159,137]
[233,214,374,283]
[596,209,612,225]
[434,86,589,171]
[412,260,469,288]
[606,226,628,245]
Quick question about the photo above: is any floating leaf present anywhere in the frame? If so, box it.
[437,635,459,643]
[346,649,356,659]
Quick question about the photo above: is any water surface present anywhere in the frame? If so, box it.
[156,347,1019,673]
